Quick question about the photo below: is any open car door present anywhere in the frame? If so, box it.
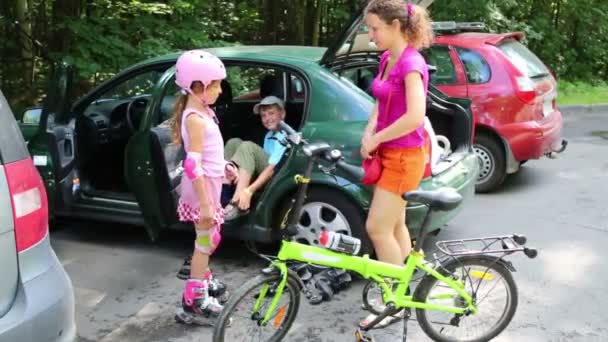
[124,66,183,241]
[23,62,79,218]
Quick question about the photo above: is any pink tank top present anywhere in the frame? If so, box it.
[179,107,224,207]
[372,48,429,148]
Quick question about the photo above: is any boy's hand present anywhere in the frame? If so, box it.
[235,188,253,210]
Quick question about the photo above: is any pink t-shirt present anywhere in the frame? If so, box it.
[179,107,225,208]
[371,47,429,148]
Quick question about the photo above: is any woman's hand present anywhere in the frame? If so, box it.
[360,130,373,158]
[361,133,380,159]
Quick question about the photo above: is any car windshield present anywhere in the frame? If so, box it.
[498,40,550,79]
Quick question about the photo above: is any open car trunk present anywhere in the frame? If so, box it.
[425,85,473,176]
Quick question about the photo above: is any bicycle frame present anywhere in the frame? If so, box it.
[243,124,533,337]
[251,125,477,326]
[254,240,478,326]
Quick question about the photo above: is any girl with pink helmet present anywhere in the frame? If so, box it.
[170,49,233,325]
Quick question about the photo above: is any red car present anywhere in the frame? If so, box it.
[337,22,567,192]
[429,25,567,192]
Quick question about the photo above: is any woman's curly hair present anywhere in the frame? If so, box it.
[365,0,434,50]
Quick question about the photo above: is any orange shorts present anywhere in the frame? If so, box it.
[376,146,425,196]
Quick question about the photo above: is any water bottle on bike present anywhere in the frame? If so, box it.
[319,230,361,255]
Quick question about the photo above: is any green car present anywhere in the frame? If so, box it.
[17,12,477,254]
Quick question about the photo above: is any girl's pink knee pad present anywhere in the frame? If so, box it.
[211,228,222,250]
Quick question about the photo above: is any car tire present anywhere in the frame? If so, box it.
[277,187,373,256]
[473,133,507,193]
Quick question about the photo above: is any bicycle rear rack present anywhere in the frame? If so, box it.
[436,234,538,259]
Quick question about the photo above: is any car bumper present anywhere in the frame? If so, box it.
[406,150,478,235]
[496,110,565,161]
[0,237,76,342]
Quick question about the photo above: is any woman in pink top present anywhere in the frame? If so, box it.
[170,50,234,325]
[359,0,434,328]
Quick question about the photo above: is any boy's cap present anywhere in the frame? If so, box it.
[253,96,285,114]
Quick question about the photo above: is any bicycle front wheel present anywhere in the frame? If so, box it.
[213,273,301,342]
[414,256,518,342]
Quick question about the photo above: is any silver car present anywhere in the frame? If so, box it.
[0,90,76,342]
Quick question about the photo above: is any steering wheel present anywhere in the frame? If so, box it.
[126,96,149,132]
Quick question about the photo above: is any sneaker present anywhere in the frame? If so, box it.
[175,279,224,326]
[223,203,247,221]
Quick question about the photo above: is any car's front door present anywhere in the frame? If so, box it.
[124,66,182,240]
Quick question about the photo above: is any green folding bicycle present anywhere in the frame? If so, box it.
[212,122,538,342]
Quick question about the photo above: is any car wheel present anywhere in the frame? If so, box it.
[473,133,507,193]
[278,188,372,255]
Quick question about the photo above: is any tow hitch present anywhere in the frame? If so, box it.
[545,139,568,159]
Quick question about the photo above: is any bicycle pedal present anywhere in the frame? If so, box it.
[355,329,375,342]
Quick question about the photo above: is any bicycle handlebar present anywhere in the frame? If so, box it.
[279,120,364,181]
[279,121,297,136]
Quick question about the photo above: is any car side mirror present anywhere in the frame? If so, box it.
[21,107,42,125]
[428,64,437,75]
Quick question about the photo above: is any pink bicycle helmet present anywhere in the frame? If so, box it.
[175,49,226,93]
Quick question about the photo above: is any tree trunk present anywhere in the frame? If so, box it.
[262,0,279,44]
[294,0,306,45]
[311,0,323,46]
[51,0,81,54]
[554,0,560,29]
[16,0,34,92]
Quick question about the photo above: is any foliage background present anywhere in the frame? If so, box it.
[1,0,606,112]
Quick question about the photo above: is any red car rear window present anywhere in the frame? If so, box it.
[498,40,550,79]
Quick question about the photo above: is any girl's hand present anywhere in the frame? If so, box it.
[224,163,238,183]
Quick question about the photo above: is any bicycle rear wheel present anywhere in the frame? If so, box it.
[213,273,301,342]
[414,256,518,342]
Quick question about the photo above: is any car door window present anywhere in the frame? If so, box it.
[98,70,164,100]
[425,45,457,85]
[456,48,491,84]
[230,67,280,102]
[336,66,377,95]
[289,74,306,101]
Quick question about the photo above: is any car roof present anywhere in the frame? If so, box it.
[132,45,327,70]
[434,32,525,49]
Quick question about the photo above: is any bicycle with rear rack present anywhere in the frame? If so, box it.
[212,121,538,342]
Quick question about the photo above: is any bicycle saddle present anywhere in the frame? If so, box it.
[403,188,463,211]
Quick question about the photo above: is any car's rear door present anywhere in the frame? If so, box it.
[0,91,25,318]
[425,45,469,98]
[18,63,79,218]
